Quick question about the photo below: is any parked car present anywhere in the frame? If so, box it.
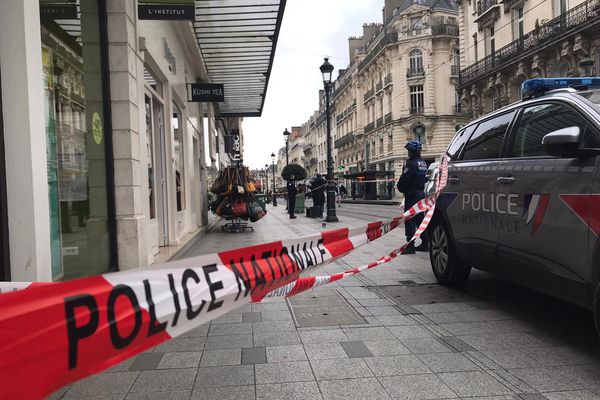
[427,78,600,333]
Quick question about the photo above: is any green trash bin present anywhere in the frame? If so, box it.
[294,194,305,214]
[255,194,267,211]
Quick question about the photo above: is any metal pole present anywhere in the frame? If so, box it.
[265,169,269,198]
[285,139,289,165]
[324,82,338,222]
[272,161,278,206]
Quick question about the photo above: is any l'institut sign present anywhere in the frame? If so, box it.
[138,0,195,20]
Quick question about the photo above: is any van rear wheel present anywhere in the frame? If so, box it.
[429,218,471,285]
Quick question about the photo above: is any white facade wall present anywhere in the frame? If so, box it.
[0,0,223,281]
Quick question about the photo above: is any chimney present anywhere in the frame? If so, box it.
[383,0,405,23]
[348,36,363,65]
[362,23,382,45]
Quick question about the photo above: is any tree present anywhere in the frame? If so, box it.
[281,163,307,181]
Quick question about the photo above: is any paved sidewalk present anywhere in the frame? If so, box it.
[50,205,600,400]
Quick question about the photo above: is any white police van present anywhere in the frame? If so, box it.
[428,78,600,333]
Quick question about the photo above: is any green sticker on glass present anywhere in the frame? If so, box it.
[92,112,103,145]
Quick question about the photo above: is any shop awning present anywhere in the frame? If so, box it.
[194,0,286,117]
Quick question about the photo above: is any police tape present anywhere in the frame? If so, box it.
[264,205,436,299]
[0,157,447,399]
[269,160,447,299]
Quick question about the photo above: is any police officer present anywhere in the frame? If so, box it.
[397,140,428,254]
[287,175,298,219]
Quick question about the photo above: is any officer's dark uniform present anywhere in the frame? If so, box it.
[397,141,428,249]
[287,180,298,218]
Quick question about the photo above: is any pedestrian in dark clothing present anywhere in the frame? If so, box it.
[309,174,326,217]
[287,176,298,219]
[387,180,394,200]
[397,140,428,254]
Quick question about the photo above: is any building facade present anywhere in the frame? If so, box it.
[457,0,600,116]
[0,0,283,282]
[332,0,469,199]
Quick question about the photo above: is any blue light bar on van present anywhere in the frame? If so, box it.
[522,77,600,99]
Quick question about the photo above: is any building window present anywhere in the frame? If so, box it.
[554,0,568,16]
[408,49,424,76]
[172,102,185,212]
[473,33,478,62]
[410,85,424,114]
[387,130,393,152]
[379,135,384,154]
[513,7,524,40]
[144,95,156,220]
[41,4,111,279]
[485,27,495,57]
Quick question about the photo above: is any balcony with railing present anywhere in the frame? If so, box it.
[431,24,459,36]
[376,117,384,128]
[384,74,392,87]
[316,111,327,125]
[363,87,375,102]
[358,32,398,72]
[477,0,497,15]
[459,0,600,89]
[410,107,424,115]
[336,101,357,123]
[407,67,425,78]
[376,80,383,93]
[364,121,375,134]
[385,113,392,124]
[334,132,355,148]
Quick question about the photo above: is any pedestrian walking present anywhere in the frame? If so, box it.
[335,183,341,208]
[309,173,326,217]
[287,175,298,219]
[397,140,428,254]
[387,179,394,200]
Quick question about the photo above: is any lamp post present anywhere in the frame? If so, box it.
[283,128,291,165]
[264,164,269,202]
[320,57,338,222]
[271,152,277,206]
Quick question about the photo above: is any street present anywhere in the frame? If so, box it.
[50,204,600,400]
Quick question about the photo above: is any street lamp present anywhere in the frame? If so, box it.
[271,152,277,206]
[283,128,291,165]
[320,57,338,222]
[264,164,269,201]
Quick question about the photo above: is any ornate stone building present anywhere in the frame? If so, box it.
[458,0,600,116]
[333,0,469,198]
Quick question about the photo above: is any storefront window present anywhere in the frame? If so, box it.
[40,1,110,280]
[145,95,156,219]
[173,102,185,211]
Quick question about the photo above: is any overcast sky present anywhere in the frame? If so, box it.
[243,0,384,169]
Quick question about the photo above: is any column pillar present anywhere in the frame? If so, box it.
[0,0,52,281]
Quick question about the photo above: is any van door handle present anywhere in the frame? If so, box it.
[448,177,460,184]
[497,176,516,184]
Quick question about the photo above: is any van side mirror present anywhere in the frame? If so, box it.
[542,126,581,157]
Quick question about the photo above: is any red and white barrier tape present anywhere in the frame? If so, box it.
[0,158,447,399]
[266,157,448,299]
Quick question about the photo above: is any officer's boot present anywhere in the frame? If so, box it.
[404,241,416,254]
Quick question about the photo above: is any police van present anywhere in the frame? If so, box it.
[428,78,600,332]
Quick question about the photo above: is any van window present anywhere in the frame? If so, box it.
[446,124,476,160]
[509,103,589,157]
[461,111,515,160]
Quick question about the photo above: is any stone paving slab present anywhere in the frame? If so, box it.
[51,204,600,400]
